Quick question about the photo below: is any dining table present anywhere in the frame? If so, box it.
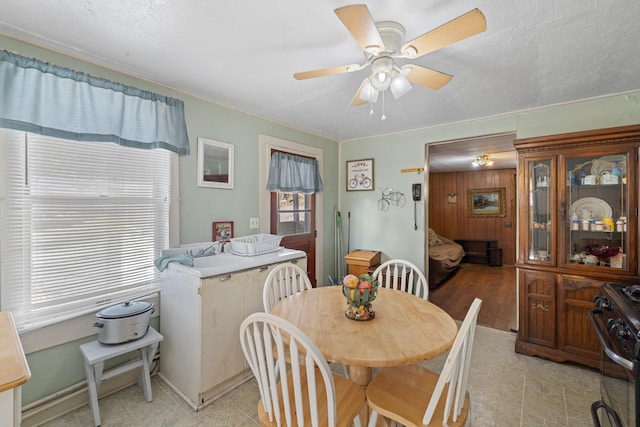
[270,285,458,425]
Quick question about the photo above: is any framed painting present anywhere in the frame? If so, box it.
[346,159,374,191]
[467,188,506,217]
[212,221,234,242]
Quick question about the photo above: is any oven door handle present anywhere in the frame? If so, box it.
[588,308,633,371]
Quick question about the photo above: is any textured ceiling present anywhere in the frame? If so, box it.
[1,0,639,144]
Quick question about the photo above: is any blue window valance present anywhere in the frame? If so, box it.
[0,50,189,154]
[267,152,323,193]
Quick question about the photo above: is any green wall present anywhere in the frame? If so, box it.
[339,95,640,270]
[0,34,338,406]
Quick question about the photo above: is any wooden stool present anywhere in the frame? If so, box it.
[79,327,163,426]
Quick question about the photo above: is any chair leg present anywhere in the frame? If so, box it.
[367,410,378,427]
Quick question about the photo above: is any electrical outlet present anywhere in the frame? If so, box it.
[249,217,260,229]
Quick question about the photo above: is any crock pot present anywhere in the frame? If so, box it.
[93,301,155,344]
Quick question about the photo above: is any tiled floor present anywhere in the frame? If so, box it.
[40,325,601,426]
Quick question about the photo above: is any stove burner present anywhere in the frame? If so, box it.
[623,285,640,303]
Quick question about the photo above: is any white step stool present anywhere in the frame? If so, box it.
[79,327,163,427]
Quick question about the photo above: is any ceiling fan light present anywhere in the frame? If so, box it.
[370,71,391,91]
[390,74,412,99]
[359,80,379,103]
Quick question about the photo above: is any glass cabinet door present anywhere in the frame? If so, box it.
[527,159,554,264]
[563,152,629,270]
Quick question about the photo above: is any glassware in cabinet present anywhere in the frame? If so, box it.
[564,153,628,270]
[527,159,553,263]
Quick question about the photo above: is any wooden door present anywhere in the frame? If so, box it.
[270,192,316,286]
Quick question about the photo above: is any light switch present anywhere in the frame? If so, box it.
[249,217,260,229]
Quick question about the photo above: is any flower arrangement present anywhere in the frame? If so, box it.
[342,273,378,321]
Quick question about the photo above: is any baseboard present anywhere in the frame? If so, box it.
[21,370,142,427]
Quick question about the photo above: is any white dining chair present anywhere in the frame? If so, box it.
[263,262,350,378]
[372,259,429,300]
[365,298,482,427]
[240,312,364,427]
[263,263,312,312]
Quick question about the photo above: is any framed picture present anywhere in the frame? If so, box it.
[467,188,506,217]
[346,159,374,191]
[212,221,234,242]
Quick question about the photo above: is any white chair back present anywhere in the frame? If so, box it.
[263,263,312,312]
[240,312,342,427]
[422,298,482,425]
[372,259,429,300]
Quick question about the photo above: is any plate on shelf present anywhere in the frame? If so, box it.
[569,197,612,220]
[591,155,626,177]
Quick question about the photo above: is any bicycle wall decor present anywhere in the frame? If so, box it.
[346,158,374,191]
[377,188,406,212]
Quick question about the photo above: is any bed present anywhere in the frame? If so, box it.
[427,229,465,288]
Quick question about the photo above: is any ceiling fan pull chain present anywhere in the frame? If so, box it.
[381,91,386,121]
[368,77,375,116]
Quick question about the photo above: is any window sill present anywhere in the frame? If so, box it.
[19,293,160,354]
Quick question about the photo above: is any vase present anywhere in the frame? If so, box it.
[342,285,377,321]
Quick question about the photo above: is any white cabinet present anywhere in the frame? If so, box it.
[159,256,306,410]
[199,272,247,396]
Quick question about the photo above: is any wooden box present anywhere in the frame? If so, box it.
[345,250,381,277]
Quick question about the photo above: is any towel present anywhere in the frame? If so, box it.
[154,254,194,272]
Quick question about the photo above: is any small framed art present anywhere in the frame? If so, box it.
[467,188,506,217]
[346,159,374,191]
[212,221,234,241]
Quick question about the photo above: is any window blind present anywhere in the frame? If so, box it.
[0,129,171,332]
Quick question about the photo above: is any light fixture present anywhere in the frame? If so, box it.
[389,72,411,99]
[369,57,393,91]
[472,154,494,167]
[359,58,413,120]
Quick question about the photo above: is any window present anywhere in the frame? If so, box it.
[0,129,172,332]
[274,192,311,235]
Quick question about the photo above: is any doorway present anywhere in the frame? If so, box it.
[425,132,518,331]
[270,187,317,286]
[259,135,324,287]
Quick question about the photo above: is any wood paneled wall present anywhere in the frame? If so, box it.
[429,169,517,265]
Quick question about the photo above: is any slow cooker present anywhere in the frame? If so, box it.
[93,301,155,344]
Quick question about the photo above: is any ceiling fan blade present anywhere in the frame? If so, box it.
[403,65,453,90]
[350,78,369,106]
[293,63,365,80]
[401,8,487,58]
[335,4,385,54]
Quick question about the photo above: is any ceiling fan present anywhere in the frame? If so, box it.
[293,4,487,107]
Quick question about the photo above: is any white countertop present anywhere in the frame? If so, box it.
[165,248,306,278]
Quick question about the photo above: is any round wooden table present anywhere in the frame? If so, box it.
[270,286,457,424]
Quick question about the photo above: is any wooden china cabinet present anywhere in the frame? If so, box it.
[514,124,640,369]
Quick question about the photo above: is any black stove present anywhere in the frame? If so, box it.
[591,283,640,427]
[622,285,640,303]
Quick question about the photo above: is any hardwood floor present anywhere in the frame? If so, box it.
[429,263,517,332]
